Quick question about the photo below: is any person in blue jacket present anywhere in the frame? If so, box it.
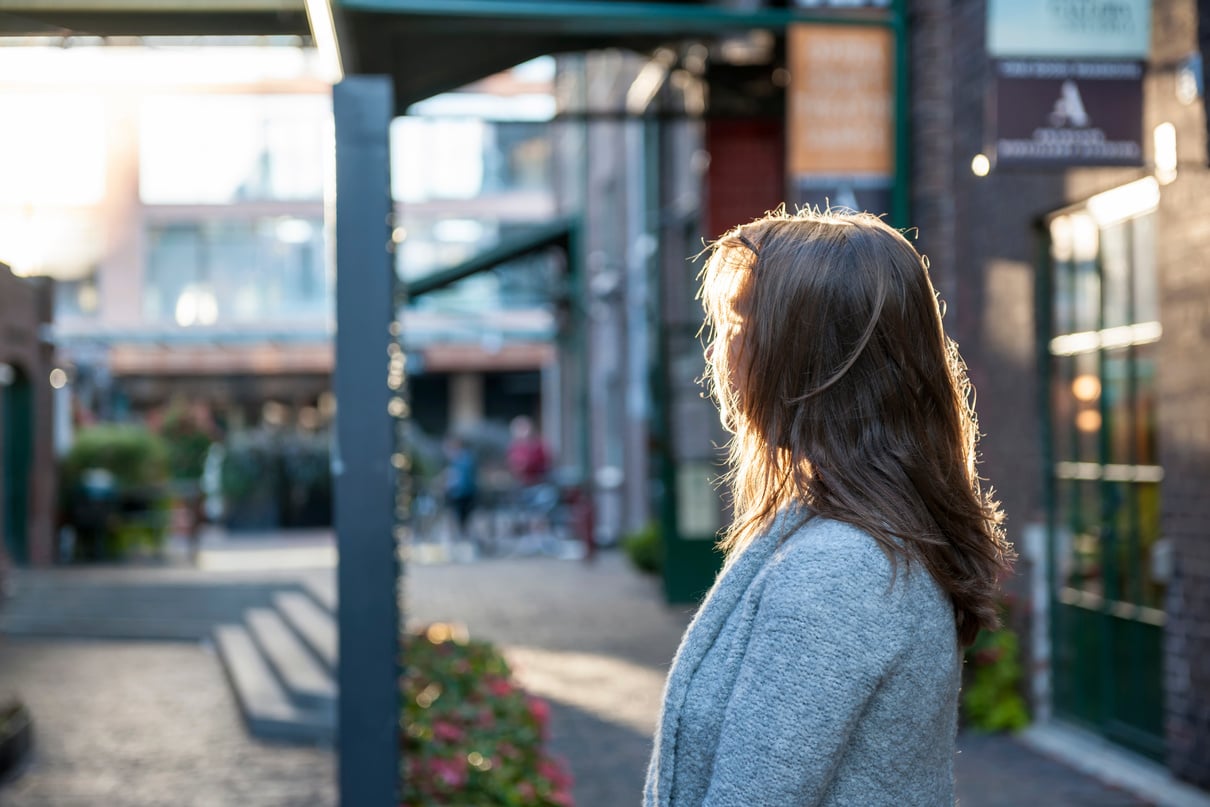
[443,435,478,547]
[645,209,1014,807]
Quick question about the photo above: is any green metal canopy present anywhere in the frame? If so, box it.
[0,0,310,36]
[331,0,895,113]
[2,1,900,119]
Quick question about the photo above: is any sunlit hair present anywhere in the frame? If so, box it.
[700,208,1013,646]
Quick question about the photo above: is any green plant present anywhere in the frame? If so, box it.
[962,626,1030,732]
[402,624,573,807]
[157,401,215,482]
[61,424,172,559]
[622,522,663,575]
[62,424,169,491]
[220,430,332,529]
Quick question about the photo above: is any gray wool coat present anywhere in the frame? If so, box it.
[644,512,961,807]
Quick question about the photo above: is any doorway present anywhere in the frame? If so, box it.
[2,367,33,564]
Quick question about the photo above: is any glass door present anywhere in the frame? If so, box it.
[1045,179,1165,760]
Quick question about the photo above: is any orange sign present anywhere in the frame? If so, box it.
[787,25,894,176]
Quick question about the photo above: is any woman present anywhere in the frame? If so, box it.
[644,210,1013,807]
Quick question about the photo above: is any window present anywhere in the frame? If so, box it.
[0,93,106,206]
[144,217,329,324]
[1048,179,1163,616]
[140,94,329,204]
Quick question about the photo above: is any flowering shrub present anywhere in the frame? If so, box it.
[402,623,574,806]
[961,597,1030,732]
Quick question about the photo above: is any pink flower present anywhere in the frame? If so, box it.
[538,755,573,789]
[428,756,468,788]
[550,788,575,807]
[475,708,495,728]
[527,696,551,730]
[486,676,514,698]
[432,720,465,744]
[517,782,537,801]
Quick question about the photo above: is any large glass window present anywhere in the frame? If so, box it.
[1048,179,1164,618]
[391,119,553,203]
[1047,178,1166,757]
[0,93,106,206]
[140,94,329,204]
[144,217,328,324]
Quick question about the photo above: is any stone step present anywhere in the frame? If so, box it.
[302,577,337,613]
[273,591,338,674]
[213,624,334,745]
[245,608,336,715]
[1,614,220,642]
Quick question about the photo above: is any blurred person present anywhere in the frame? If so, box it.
[506,415,555,543]
[506,415,550,487]
[443,435,478,548]
[644,210,1013,807]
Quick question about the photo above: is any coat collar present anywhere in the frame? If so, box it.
[651,508,804,806]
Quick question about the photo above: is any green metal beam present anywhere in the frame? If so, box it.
[3,0,300,10]
[337,0,898,34]
[0,0,308,36]
[406,220,572,298]
[891,0,911,229]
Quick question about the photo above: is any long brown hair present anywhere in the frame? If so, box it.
[700,209,1012,646]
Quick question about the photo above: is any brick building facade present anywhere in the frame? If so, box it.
[910,0,1210,788]
[689,0,1208,788]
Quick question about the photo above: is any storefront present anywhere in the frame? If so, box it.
[910,0,1210,788]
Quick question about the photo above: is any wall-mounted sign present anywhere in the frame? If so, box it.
[987,0,1152,59]
[787,24,894,211]
[992,60,1144,166]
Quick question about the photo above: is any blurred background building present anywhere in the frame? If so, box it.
[0,0,1208,797]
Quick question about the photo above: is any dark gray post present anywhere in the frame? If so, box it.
[332,75,400,807]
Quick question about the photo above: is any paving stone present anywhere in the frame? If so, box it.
[0,638,335,806]
[0,537,1174,807]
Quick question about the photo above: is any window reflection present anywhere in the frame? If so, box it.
[0,93,107,205]
[391,119,552,203]
[144,218,328,324]
[140,95,329,204]
[1049,203,1162,612]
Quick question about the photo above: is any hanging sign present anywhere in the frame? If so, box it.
[786,24,894,212]
[987,0,1152,59]
[992,59,1144,166]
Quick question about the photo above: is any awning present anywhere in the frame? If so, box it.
[2,1,897,117]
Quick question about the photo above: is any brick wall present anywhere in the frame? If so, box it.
[911,0,1210,785]
[703,117,785,239]
[910,0,1060,625]
[1151,0,1210,786]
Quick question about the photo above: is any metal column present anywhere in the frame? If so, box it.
[333,75,400,807]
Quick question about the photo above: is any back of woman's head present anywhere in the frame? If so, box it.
[700,209,1012,646]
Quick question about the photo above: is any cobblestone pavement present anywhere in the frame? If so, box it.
[955,732,1150,807]
[0,638,336,807]
[405,551,1153,807]
[0,534,1162,807]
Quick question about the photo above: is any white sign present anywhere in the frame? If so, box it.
[987,0,1152,59]
[676,463,720,538]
